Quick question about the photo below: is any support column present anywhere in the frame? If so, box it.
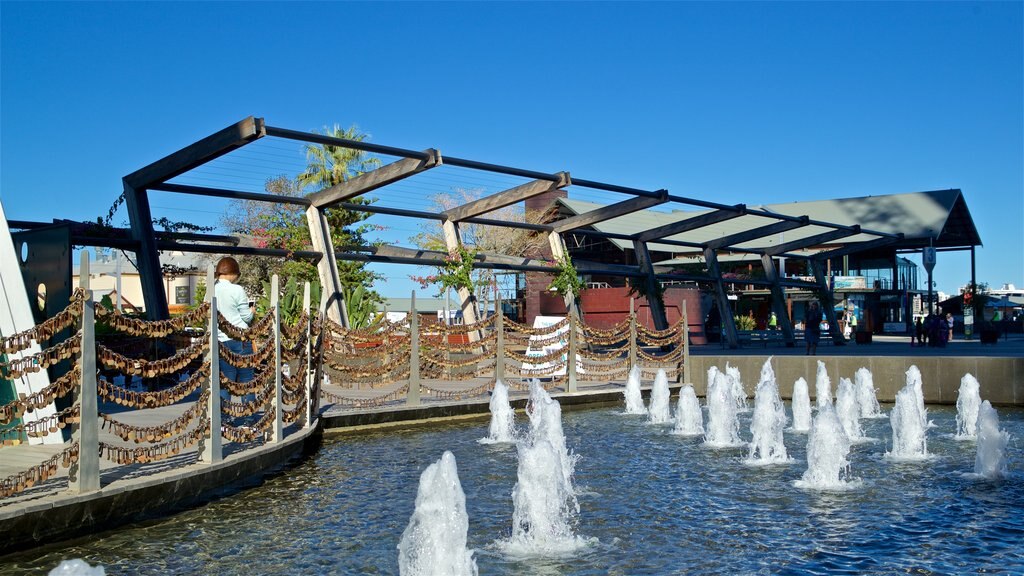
[632,240,669,331]
[71,252,99,492]
[305,206,347,327]
[441,220,480,335]
[201,265,222,463]
[704,248,739,349]
[761,254,796,347]
[407,292,421,406]
[809,259,845,345]
[123,184,169,320]
[270,275,283,442]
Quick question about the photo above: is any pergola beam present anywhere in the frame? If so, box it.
[703,217,809,251]
[812,234,904,261]
[761,226,860,256]
[125,116,266,190]
[309,150,442,208]
[553,190,668,233]
[636,205,747,243]
[151,183,311,206]
[443,172,571,222]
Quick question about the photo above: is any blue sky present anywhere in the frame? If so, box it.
[2,1,1021,298]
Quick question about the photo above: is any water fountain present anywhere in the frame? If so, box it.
[497,380,592,557]
[974,400,1010,479]
[623,365,647,415]
[955,373,982,440]
[726,363,748,412]
[672,384,704,436]
[648,369,672,424]
[790,377,812,432]
[814,361,832,409]
[704,369,744,448]
[480,380,516,444]
[835,377,864,441]
[398,451,477,576]
[886,371,929,460]
[795,402,855,489]
[746,358,791,464]
[854,367,884,418]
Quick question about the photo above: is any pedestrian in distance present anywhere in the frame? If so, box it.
[805,301,823,356]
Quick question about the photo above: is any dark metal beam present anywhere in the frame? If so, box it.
[309,150,442,209]
[636,205,747,243]
[812,234,904,261]
[444,173,570,222]
[154,241,322,262]
[124,116,266,190]
[761,227,860,256]
[151,183,311,206]
[553,190,669,233]
[703,217,809,251]
[265,125,432,161]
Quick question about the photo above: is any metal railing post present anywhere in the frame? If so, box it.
[567,302,578,393]
[494,292,505,382]
[629,297,638,373]
[681,307,690,384]
[407,291,421,406]
[270,274,283,442]
[71,251,99,492]
[303,282,312,428]
[201,265,223,463]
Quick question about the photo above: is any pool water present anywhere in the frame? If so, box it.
[3,404,1022,575]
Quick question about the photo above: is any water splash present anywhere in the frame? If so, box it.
[854,367,884,418]
[497,380,594,557]
[790,377,812,433]
[398,451,477,576]
[886,370,929,460]
[726,363,749,412]
[795,402,855,489]
[704,369,744,448]
[48,560,106,575]
[623,365,647,415]
[672,384,704,436]
[479,380,516,444]
[746,358,791,464]
[955,373,982,440]
[835,377,864,441]
[974,401,1010,479]
[648,369,672,424]
[814,361,832,410]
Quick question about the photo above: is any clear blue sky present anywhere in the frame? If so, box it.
[2,1,1021,298]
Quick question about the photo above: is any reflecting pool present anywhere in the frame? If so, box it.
[3,404,1022,575]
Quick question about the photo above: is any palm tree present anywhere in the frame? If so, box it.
[298,124,381,190]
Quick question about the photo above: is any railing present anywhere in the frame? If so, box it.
[2,262,689,503]
[320,296,690,406]
[1,254,322,501]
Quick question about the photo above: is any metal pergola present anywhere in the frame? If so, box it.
[58,116,907,348]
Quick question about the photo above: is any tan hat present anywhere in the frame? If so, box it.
[215,257,240,277]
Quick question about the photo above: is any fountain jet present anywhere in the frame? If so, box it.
[623,365,647,415]
[835,377,864,441]
[746,358,791,464]
[480,380,516,444]
[648,369,672,424]
[790,377,812,433]
[673,384,704,436]
[955,373,982,440]
[974,400,1010,479]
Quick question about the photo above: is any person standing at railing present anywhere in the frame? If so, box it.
[215,257,254,401]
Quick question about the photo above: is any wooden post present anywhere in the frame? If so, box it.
[567,303,578,393]
[407,292,421,406]
[270,275,283,442]
[302,282,313,429]
[201,265,222,463]
[71,251,99,492]
[629,298,638,373]
[441,220,481,342]
[495,291,505,382]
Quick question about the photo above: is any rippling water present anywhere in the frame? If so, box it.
[4,404,1022,575]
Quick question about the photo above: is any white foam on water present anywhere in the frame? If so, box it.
[398,451,478,576]
[745,358,793,465]
[672,384,704,437]
[479,379,517,444]
[854,367,885,418]
[955,373,982,440]
[647,369,672,424]
[48,560,105,576]
[789,377,812,433]
[623,365,647,415]
[973,400,1010,479]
